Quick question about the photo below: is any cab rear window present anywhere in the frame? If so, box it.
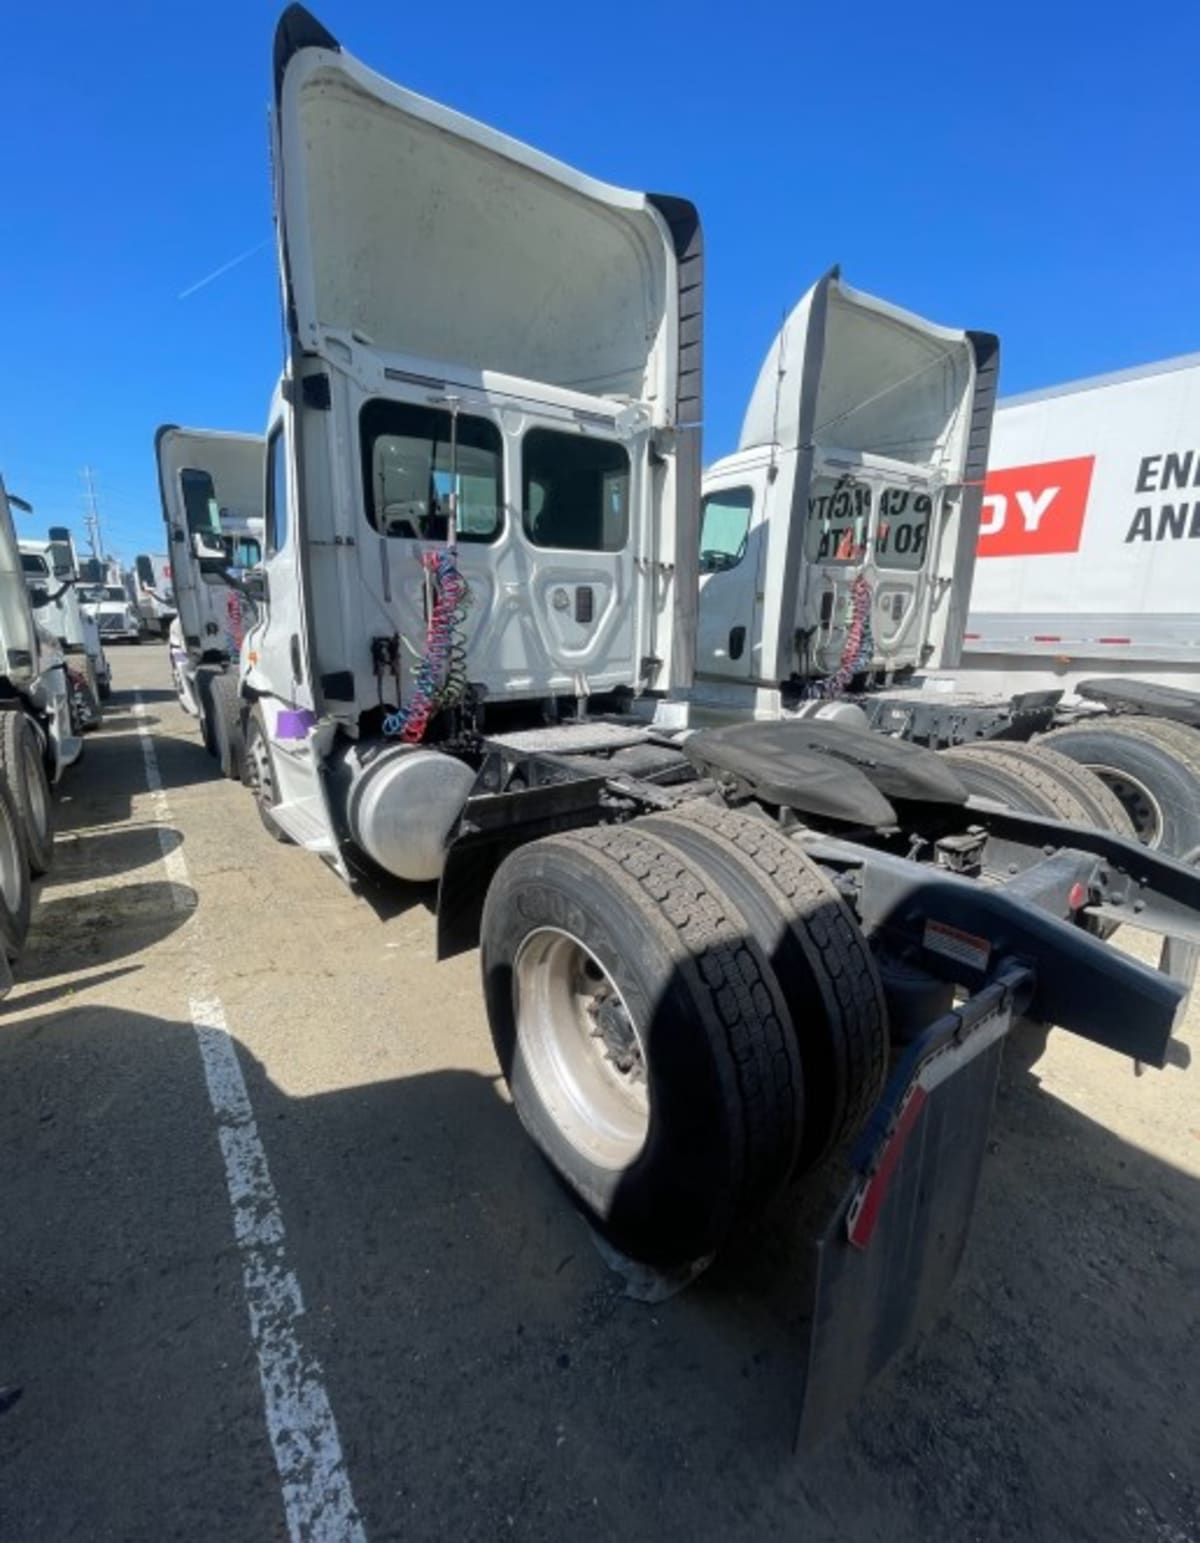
[522,429,629,552]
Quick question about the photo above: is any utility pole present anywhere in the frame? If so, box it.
[82,465,105,572]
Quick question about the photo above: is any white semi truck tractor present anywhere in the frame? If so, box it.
[21,527,111,720]
[154,431,263,778]
[131,551,175,638]
[0,478,79,988]
[155,7,1200,1437]
[696,272,1200,857]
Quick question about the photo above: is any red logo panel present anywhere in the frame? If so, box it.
[977,456,1094,557]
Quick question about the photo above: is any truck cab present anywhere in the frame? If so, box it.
[155,427,264,727]
[132,552,176,638]
[695,270,997,720]
[21,530,111,716]
[159,4,698,867]
[0,481,81,779]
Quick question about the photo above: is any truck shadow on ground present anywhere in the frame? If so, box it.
[1,998,1196,1543]
[44,825,184,885]
[14,881,196,983]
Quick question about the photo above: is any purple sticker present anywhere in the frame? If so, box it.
[275,707,317,740]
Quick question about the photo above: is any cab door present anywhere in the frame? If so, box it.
[696,466,768,681]
[869,475,938,669]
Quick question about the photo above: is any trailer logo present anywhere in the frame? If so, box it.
[976,457,1094,557]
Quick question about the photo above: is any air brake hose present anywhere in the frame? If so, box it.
[803,573,874,700]
[382,547,471,743]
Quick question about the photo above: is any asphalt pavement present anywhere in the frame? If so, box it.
[2,643,1197,1542]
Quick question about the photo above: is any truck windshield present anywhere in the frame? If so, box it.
[699,487,753,572]
[361,399,503,544]
[20,554,48,576]
[522,429,629,552]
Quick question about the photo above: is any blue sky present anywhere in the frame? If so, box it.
[2,0,1196,562]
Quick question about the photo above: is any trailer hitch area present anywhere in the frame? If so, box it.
[800,832,1191,1067]
[798,964,1030,1448]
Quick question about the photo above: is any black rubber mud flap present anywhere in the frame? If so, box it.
[797,970,1028,1448]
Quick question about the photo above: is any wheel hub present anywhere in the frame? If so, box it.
[513,927,649,1169]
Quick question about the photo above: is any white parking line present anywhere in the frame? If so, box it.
[133,697,367,1543]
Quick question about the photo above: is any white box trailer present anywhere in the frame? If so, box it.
[965,352,1200,693]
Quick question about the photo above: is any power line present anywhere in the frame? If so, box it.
[82,465,106,565]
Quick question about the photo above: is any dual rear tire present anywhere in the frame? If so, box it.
[943,740,1135,836]
[1038,717,1200,856]
[481,807,887,1268]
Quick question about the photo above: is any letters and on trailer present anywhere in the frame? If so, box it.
[153,5,1200,1439]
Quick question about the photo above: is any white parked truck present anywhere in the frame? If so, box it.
[155,7,1200,1438]
[132,551,176,638]
[153,431,264,778]
[697,272,1200,857]
[21,528,111,718]
[79,578,141,645]
[0,478,80,988]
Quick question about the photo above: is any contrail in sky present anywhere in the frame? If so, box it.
[178,237,272,300]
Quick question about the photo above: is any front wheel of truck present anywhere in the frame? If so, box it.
[243,705,292,844]
[0,710,53,876]
[0,770,32,963]
[481,823,804,1269]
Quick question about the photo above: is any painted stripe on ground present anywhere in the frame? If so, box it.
[133,696,367,1543]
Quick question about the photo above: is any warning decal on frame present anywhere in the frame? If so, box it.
[923,918,992,974]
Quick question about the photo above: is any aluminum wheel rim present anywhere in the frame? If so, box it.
[248,730,277,811]
[0,802,23,915]
[1087,763,1163,847]
[513,927,649,1169]
[22,738,48,843]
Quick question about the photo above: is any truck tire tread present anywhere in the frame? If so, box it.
[640,801,887,1167]
[0,708,54,875]
[944,743,1093,824]
[978,740,1134,835]
[481,822,803,1264]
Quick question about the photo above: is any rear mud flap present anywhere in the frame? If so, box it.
[797,973,1021,1447]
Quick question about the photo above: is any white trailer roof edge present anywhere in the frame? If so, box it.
[1000,349,1200,409]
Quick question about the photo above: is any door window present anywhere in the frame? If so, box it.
[265,426,290,555]
[874,484,932,570]
[522,429,629,552]
[805,474,872,563]
[699,486,753,573]
[361,400,503,543]
[180,468,221,537]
